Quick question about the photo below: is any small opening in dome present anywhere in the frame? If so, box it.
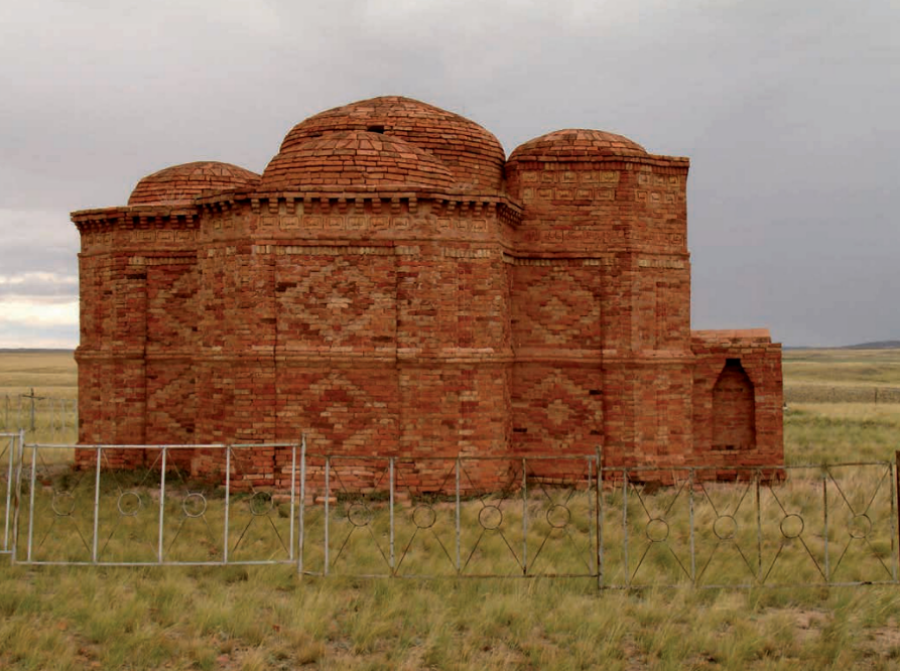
[366,125,386,134]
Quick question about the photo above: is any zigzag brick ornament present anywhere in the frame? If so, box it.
[71,96,783,489]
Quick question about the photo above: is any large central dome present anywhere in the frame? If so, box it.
[271,96,505,192]
[261,130,456,193]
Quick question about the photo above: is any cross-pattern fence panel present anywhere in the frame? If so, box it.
[4,441,899,589]
[298,455,598,579]
[598,462,898,588]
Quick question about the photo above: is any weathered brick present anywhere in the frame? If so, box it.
[70,96,783,488]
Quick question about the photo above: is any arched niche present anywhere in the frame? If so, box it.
[712,358,756,451]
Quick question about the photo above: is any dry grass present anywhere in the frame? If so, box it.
[0,350,77,398]
[2,349,900,669]
[784,348,900,403]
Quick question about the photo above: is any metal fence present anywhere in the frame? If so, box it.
[15,442,299,566]
[3,439,899,589]
[1,392,77,442]
[0,431,23,557]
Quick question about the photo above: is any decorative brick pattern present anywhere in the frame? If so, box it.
[71,95,783,488]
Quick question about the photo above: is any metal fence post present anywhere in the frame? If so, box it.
[623,469,629,588]
[894,451,899,582]
[92,447,102,563]
[324,456,330,576]
[9,430,26,563]
[596,447,603,590]
[223,446,231,564]
[455,458,461,574]
[756,469,762,583]
[158,447,167,564]
[586,456,594,577]
[389,457,395,575]
[3,435,14,553]
[298,436,306,576]
[521,458,527,576]
[289,443,297,562]
[689,469,696,585]
[823,469,830,582]
[26,441,37,562]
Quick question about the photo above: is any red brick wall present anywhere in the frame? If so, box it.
[72,129,783,488]
[691,331,784,469]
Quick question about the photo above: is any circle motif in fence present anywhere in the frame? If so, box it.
[479,505,503,530]
[645,518,669,543]
[51,491,76,517]
[847,513,872,540]
[412,505,437,529]
[713,514,737,540]
[779,514,804,539]
[248,492,274,516]
[182,493,208,519]
[347,503,373,527]
[546,504,571,529]
[117,492,143,517]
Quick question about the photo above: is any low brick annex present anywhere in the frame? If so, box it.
[71,96,783,489]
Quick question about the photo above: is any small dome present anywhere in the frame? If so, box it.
[128,161,260,206]
[509,129,647,162]
[278,96,505,191]
[260,130,456,193]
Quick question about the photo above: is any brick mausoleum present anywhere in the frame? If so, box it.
[72,96,783,489]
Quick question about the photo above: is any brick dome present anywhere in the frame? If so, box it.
[277,96,505,191]
[128,161,260,206]
[260,130,456,193]
[509,129,647,162]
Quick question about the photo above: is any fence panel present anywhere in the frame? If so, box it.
[1,393,77,443]
[4,442,898,589]
[13,443,299,566]
[597,463,898,588]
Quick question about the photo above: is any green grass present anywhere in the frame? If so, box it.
[2,349,900,669]
[784,348,900,403]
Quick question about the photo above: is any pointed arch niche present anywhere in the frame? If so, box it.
[712,358,756,451]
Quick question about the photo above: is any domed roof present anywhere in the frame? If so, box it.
[278,96,505,191]
[128,161,260,206]
[260,130,456,192]
[509,129,647,162]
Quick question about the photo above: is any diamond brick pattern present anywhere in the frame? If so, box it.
[71,95,784,488]
[276,255,395,350]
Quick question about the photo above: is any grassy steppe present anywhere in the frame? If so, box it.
[1,349,900,670]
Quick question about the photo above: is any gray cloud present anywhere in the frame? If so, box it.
[1,0,899,347]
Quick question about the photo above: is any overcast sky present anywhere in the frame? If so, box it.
[1,0,898,348]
